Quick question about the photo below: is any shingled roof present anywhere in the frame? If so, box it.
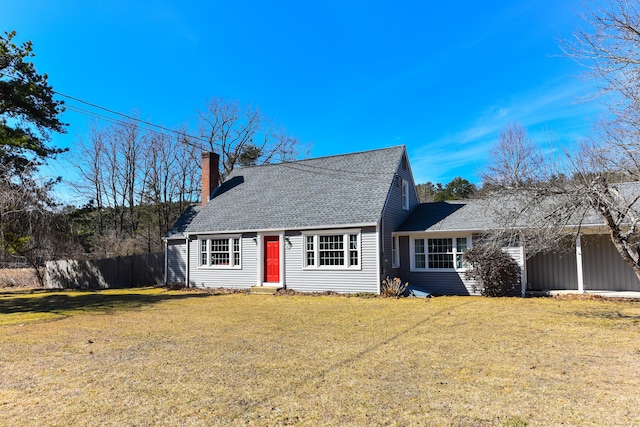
[185,146,407,233]
[397,200,499,232]
[164,204,202,239]
[398,182,640,233]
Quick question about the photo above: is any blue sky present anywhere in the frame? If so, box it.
[4,0,601,202]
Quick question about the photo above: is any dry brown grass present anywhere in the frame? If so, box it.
[1,289,639,426]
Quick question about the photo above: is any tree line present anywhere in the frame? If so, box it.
[0,30,303,274]
[69,96,303,257]
[3,0,640,285]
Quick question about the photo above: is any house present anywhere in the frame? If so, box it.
[393,198,640,295]
[164,147,640,295]
[164,146,419,293]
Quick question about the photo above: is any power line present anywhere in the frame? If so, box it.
[2,71,331,170]
[0,70,209,147]
[55,91,209,146]
[64,103,210,145]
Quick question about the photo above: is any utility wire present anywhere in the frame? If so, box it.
[1,70,210,147]
[55,90,209,146]
[64,103,210,145]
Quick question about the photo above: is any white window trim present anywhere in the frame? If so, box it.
[391,235,399,268]
[302,229,362,271]
[401,179,409,210]
[409,235,472,272]
[198,235,242,269]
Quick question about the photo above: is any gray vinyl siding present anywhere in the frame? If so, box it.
[527,234,640,291]
[503,246,526,289]
[583,234,640,291]
[402,269,477,295]
[284,227,379,293]
[187,234,257,289]
[396,236,477,295]
[396,236,525,296]
[166,240,187,284]
[380,153,419,276]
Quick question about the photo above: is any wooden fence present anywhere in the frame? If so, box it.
[45,252,164,289]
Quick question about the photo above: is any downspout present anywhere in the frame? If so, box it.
[185,234,190,288]
[379,187,391,281]
[163,240,168,285]
[520,233,527,297]
[381,218,385,275]
[376,217,382,294]
[576,234,585,294]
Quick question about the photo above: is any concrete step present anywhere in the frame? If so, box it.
[249,286,281,295]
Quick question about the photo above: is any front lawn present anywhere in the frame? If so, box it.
[1,288,639,426]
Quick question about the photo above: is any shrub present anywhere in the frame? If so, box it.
[0,268,40,288]
[166,282,187,290]
[463,245,521,297]
[380,276,408,298]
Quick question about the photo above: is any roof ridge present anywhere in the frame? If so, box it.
[186,145,406,233]
[232,145,405,171]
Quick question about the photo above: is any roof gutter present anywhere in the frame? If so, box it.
[187,222,378,236]
[392,223,613,237]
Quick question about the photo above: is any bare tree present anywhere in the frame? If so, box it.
[480,2,640,283]
[72,121,200,256]
[69,98,303,256]
[415,182,439,202]
[85,119,146,244]
[483,122,640,281]
[563,0,640,113]
[483,123,546,189]
[198,97,302,181]
[74,124,107,233]
[479,124,578,257]
[562,0,640,176]
[142,130,199,251]
[0,161,82,285]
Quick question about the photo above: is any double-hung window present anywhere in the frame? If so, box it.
[304,231,360,269]
[391,236,399,268]
[428,238,454,269]
[401,179,409,210]
[414,238,426,269]
[412,236,470,271]
[200,236,241,268]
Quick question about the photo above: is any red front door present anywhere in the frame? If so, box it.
[264,236,280,283]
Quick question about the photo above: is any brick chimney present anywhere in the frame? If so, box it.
[201,151,220,207]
